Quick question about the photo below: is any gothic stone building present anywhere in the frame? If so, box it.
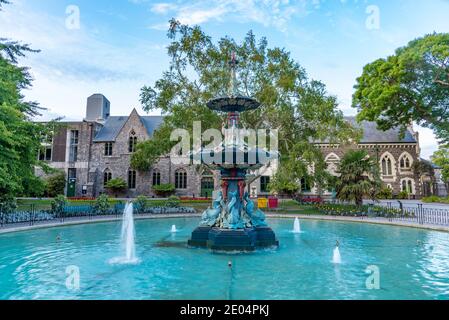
[38,94,432,199]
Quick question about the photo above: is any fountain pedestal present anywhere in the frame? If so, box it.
[188,226,278,251]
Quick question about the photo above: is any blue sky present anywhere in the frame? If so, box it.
[1,0,449,158]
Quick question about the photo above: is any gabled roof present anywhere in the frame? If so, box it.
[93,115,164,142]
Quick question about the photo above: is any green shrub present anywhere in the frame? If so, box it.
[0,195,18,213]
[378,187,393,200]
[51,195,68,216]
[46,171,66,197]
[135,195,148,213]
[397,191,409,200]
[105,178,127,198]
[93,194,110,214]
[153,184,176,197]
[165,195,181,208]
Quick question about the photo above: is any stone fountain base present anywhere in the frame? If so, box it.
[188,226,278,252]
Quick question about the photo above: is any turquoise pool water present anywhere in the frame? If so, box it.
[1,218,449,300]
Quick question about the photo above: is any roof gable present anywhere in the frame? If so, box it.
[93,110,165,142]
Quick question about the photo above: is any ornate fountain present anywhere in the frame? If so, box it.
[188,53,279,251]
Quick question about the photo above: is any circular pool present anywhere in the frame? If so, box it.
[1,218,449,300]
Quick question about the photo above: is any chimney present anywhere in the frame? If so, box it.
[85,94,110,122]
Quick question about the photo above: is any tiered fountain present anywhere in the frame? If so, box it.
[188,53,279,251]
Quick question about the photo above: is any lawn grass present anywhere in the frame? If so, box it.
[16,198,211,211]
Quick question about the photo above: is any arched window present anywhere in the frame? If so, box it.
[399,152,413,170]
[128,169,137,189]
[103,169,112,186]
[381,154,394,176]
[175,170,187,189]
[128,130,138,153]
[325,153,340,176]
[152,170,161,186]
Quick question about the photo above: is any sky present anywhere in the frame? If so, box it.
[1,0,448,159]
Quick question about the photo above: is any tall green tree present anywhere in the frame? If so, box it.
[0,1,53,201]
[336,150,381,206]
[353,33,449,143]
[431,146,449,184]
[133,20,358,190]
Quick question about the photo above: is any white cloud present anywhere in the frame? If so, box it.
[148,0,307,33]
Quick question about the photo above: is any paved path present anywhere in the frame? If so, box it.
[363,199,449,210]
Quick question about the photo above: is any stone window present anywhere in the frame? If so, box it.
[175,170,187,189]
[69,130,79,162]
[128,170,137,189]
[300,178,311,193]
[401,178,415,194]
[104,169,112,186]
[39,145,52,161]
[260,176,270,193]
[152,170,161,186]
[128,130,138,153]
[104,142,113,156]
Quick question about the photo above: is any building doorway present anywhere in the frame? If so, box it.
[201,177,214,198]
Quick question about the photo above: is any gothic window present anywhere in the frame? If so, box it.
[152,170,161,186]
[399,153,413,170]
[105,142,113,156]
[128,169,137,189]
[381,154,394,176]
[128,130,138,153]
[103,169,112,186]
[175,170,187,189]
[325,153,340,176]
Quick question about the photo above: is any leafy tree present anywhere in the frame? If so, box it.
[133,20,358,189]
[46,171,66,197]
[353,33,449,143]
[336,150,381,206]
[1,2,55,203]
[105,178,127,198]
[431,146,449,184]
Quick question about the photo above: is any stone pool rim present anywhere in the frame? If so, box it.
[1,213,449,235]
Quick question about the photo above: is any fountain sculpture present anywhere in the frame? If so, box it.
[188,53,279,251]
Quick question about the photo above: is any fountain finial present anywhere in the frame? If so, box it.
[228,51,239,98]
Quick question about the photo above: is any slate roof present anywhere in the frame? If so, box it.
[93,115,164,142]
[344,117,417,143]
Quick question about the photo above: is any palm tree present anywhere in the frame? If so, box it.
[336,150,381,206]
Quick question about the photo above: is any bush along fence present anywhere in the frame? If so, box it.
[0,202,196,228]
[296,200,449,227]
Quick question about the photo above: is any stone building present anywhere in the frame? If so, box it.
[38,94,437,199]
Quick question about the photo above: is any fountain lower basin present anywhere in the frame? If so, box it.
[188,226,278,251]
